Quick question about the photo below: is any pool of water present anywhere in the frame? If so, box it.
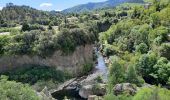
[51,89,86,100]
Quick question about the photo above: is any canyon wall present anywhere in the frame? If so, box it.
[0,44,94,75]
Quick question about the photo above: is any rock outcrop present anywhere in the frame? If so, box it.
[79,84,106,99]
[38,87,56,100]
[0,44,94,75]
[113,83,137,95]
[79,85,93,99]
[51,70,107,99]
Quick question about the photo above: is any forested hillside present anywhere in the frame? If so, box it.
[99,0,170,99]
[63,0,144,13]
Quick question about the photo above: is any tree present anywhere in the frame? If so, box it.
[133,86,170,100]
[150,57,170,85]
[109,56,124,85]
[136,43,148,54]
[160,43,170,60]
[136,53,157,83]
[22,22,30,31]
[125,65,140,85]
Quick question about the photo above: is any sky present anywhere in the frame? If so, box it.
[0,0,107,11]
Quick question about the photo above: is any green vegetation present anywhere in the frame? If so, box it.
[1,0,170,99]
[99,0,170,99]
[0,75,40,100]
[133,87,170,100]
[63,0,144,13]
[100,0,170,85]
[82,62,93,75]
[0,65,72,91]
[104,87,170,100]
[2,65,71,85]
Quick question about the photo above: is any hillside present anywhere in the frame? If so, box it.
[63,0,144,13]
[0,0,170,100]
[0,3,63,26]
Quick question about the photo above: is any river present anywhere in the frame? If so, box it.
[52,51,108,100]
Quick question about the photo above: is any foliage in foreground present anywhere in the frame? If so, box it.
[104,87,170,100]
[133,87,170,100]
[0,75,40,100]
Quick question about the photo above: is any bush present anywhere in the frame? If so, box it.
[104,94,117,100]
[82,63,93,75]
[0,35,9,55]
[96,76,103,83]
[136,53,157,84]
[136,52,170,85]
[0,75,40,100]
[133,87,170,100]
[150,57,170,85]
[109,56,125,85]
[2,65,71,85]
[160,43,170,60]
[22,22,30,31]
[135,43,148,54]
[125,65,143,86]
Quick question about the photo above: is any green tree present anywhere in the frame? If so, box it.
[133,86,170,100]
[136,43,148,54]
[136,53,157,83]
[22,22,30,31]
[160,43,170,60]
[125,65,140,85]
[109,56,124,85]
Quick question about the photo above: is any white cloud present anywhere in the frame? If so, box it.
[0,7,3,10]
[55,9,61,11]
[40,3,53,8]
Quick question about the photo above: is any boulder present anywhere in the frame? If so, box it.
[79,85,93,99]
[88,95,97,100]
[79,84,106,99]
[88,95,103,100]
[113,83,137,95]
[38,86,56,100]
[92,84,107,96]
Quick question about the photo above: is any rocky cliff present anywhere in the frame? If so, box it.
[0,44,94,75]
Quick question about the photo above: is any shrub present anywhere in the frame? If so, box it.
[160,43,170,60]
[0,75,40,100]
[109,56,125,85]
[125,65,143,86]
[104,94,117,100]
[135,43,148,54]
[133,87,170,100]
[82,63,93,75]
[22,22,30,31]
[2,65,71,85]
[136,53,157,84]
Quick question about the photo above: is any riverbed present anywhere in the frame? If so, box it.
[52,52,108,100]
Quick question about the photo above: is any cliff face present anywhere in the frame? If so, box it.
[0,44,94,75]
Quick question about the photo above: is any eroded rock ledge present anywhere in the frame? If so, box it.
[0,44,94,75]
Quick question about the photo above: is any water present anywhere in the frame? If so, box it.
[51,89,85,100]
[96,52,108,82]
[52,50,108,100]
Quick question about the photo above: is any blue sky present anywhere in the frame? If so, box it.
[0,0,107,11]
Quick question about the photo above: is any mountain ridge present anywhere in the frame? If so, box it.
[62,0,144,13]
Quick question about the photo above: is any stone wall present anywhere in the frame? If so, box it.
[0,44,94,75]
